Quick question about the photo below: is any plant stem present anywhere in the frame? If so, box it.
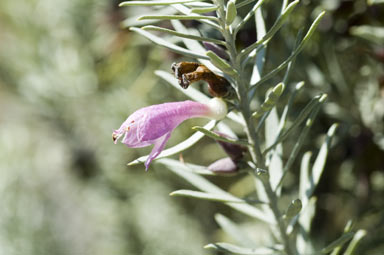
[216,2,295,254]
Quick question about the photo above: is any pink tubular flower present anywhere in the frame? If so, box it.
[113,98,227,170]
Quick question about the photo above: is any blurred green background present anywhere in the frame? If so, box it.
[0,0,383,254]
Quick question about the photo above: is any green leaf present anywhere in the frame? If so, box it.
[157,158,274,223]
[252,83,285,118]
[127,120,216,165]
[263,94,326,154]
[249,11,326,90]
[206,51,238,76]
[192,126,250,145]
[322,232,354,254]
[284,199,302,220]
[204,242,277,255]
[171,4,221,29]
[190,6,218,13]
[299,151,312,206]
[249,44,265,85]
[331,221,355,255]
[170,189,246,203]
[300,196,316,232]
[130,27,209,59]
[343,230,367,255]
[248,7,266,96]
[226,0,237,25]
[236,0,258,8]
[274,95,326,190]
[309,123,339,198]
[119,0,203,6]
[238,0,299,60]
[294,196,317,252]
[215,214,256,247]
[279,81,305,129]
[265,107,283,193]
[350,25,384,44]
[235,0,267,34]
[121,7,177,27]
[175,162,217,175]
[138,14,219,21]
[367,0,384,4]
[141,25,225,45]
[184,1,215,7]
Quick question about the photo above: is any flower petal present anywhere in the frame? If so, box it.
[144,132,172,170]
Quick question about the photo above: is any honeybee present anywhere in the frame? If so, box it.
[171,62,234,98]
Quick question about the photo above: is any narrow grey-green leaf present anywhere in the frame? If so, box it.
[285,199,302,220]
[215,214,256,247]
[205,242,277,255]
[274,95,326,191]
[321,232,354,254]
[238,0,299,60]
[265,107,283,193]
[127,120,216,165]
[236,0,258,8]
[343,230,367,255]
[350,25,384,44]
[235,0,267,34]
[249,11,326,90]
[138,14,218,21]
[299,151,312,205]
[287,196,317,236]
[368,0,384,4]
[142,25,225,45]
[206,50,238,76]
[191,6,218,13]
[170,189,245,203]
[121,6,176,27]
[249,8,266,85]
[252,83,284,118]
[226,0,237,25]
[119,0,202,6]
[171,4,221,29]
[192,126,250,145]
[184,2,214,7]
[130,27,209,59]
[309,123,338,198]
[297,196,317,237]
[158,158,274,223]
[331,221,356,255]
[263,94,325,154]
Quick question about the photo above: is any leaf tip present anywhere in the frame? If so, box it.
[127,160,139,166]
[296,81,305,90]
[203,244,215,249]
[328,123,339,136]
[273,82,285,96]
[118,2,126,7]
[319,93,328,102]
